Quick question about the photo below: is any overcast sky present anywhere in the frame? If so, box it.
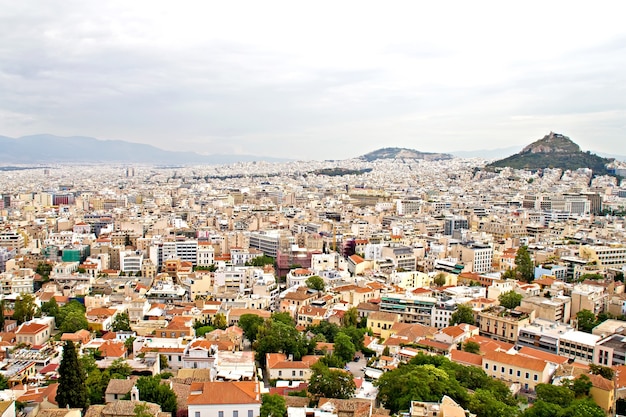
[1,1,625,160]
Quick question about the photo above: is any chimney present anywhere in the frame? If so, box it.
[131,385,139,401]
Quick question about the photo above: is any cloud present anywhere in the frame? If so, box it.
[0,1,625,159]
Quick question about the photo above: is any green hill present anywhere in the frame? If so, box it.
[486,132,613,175]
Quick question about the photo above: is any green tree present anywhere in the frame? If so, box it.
[498,291,523,309]
[59,310,89,333]
[239,314,265,342]
[0,374,8,390]
[462,341,480,354]
[589,363,614,380]
[449,304,475,325]
[308,363,356,400]
[135,375,178,413]
[134,403,155,417]
[521,400,562,417]
[36,262,53,279]
[255,319,312,364]
[561,398,605,417]
[57,300,87,330]
[306,275,325,291]
[342,307,359,328]
[334,332,356,363]
[85,368,110,405]
[194,325,215,337]
[576,309,597,333]
[112,312,131,332]
[376,363,469,413]
[515,245,534,283]
[571,374,592,398]
[56,341,88,409]
[433,272,447,287]
[108,358,133,379]
[41,297,60,320]
[212,313,227,330]
[535,383,574,407]
[124,336,136,355]
[246,255,276,267]
[468,389,518,417]
[260,394,286,417]
[271,312,294,325]
[13,293,37,324]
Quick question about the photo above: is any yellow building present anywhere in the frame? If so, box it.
[588,373,615,414]
[367,311,399,339]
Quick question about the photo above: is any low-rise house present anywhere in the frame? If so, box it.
[266,353,321,381]
[15,322,51,346]
[187,381,261,417]
[367,311,399,339]
[482,350,556,391]
[104,377,139,403]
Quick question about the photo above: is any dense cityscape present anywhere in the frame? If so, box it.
[0,133,626,417]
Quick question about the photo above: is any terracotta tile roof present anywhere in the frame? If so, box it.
[450,350,482,367]
[483,350,548,373]
[16,323,48,335]
[188,381,260,405]
[588,373,614,392]
[87,308,117,317]
[368,311,398,322]
[105,377,138,395]
[99,340,126,358]
[517,346,568,365]
[614,365,626,389]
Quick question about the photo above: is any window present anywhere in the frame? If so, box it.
[278,371,282,376]
[219,412,224,417]
[525,372,529,379]
[517,370,521,377]
[248,411,253,417]
[292,371,296,376]
[196,412,200,417]
[534,374,538,381]
[300,370,303,376]
[233,411,238,417]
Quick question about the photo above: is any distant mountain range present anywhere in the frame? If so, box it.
[1,133,623,165]
[0,134,288,165]
[485,132,614,175]
[359,147,453,162]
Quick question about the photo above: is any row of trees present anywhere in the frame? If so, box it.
[374,353,605,417]
[57,340,177,411]
[239,308,367,369]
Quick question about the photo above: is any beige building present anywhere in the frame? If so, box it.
[520,296,571,323]
[477,307,534,344]
[482,350,555,391]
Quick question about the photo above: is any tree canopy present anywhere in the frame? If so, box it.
[306,275,325,291]
[56,341,88,409]
[498,291,523,309]
[261,394,286,417]
[112,312,131,332]
[515,245,534,283]
[449,304,475,325]
[135,374,178,413]
[308,363,356,400]
[239,313,265,342]
[13,294,37,324]
[376,353,517,415]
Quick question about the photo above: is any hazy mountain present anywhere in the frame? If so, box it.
[451,146,521,159]
[359,147,453,162]
[0,134,288,165]
[486,132,613,175]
